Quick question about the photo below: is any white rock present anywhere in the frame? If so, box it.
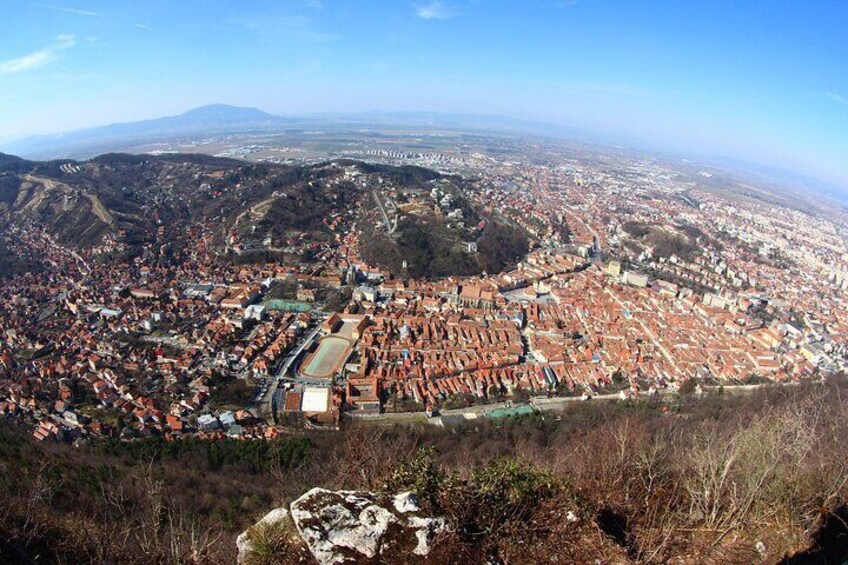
[407,515,448,556]
[393,491,420,514]
[287,487,446,565]
[755,540,766,555]
[291,488,398,564]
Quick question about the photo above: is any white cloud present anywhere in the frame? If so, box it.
[35,3,99,17]
[133,23,153,31]
[0,34,76,75]
[416,1,458,20]
[825,91,848,109]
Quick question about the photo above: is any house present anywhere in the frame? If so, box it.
[605,260,622,277]
[130,288,158,300]
[197,413,220,431]
[323,313,342,334]
[166,414,184,432]
[346,376,381,412]
[244,304,266,321]
[219,411,237,427]
[355,286,380,303]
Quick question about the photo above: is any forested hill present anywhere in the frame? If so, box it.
[0,153,529,279]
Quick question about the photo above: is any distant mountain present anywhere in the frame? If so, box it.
[2,105,623,162]
[172,103,274,124]
[0,104,284,160]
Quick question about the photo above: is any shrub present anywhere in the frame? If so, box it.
[243,514,308,565]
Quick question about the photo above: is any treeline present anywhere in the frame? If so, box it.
[257,181,356,238]
[336,383,848,564]
[0,428,313,564]
[476,220,529,273]
[0,174,21,205]
[347,161,442,186]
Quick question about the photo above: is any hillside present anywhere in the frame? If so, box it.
[1,383,847,564]
[0,154,333,249]
[356,168,529,279]
[360,217,529,279]
[0,153,527,279]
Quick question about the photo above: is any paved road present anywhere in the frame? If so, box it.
[372,190,397,234]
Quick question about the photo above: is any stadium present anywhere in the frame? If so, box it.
[297,335,353,381]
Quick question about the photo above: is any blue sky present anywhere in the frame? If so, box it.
[1,0,847,187]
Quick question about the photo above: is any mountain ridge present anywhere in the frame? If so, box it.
[0,104,284,159]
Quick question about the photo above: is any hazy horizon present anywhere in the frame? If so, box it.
[2,0,847,188]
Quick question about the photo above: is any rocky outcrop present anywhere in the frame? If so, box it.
[238,489,447,564]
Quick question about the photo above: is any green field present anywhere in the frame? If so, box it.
[263,299,312,312]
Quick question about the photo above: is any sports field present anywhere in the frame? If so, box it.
[262,299,312,313]
[299,336,351,379]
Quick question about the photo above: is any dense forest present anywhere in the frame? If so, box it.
[337,161,443,186]
[622,221,700,261]
[361,217,529,279]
